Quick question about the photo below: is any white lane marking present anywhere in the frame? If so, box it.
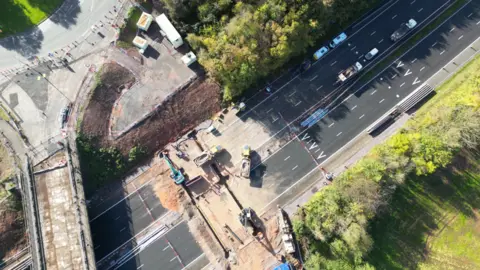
[418,8,423,12]
[412,77,421,85]
[330,61,337,66]
[350,46,357,51]
[328,123,335,128]
[379,98,385,103]
[351,105,357,110]
[370,31,376,36]
[431,42,438,47]
[163,246,170,251]
[392,15,397,19]
[378,39,384,44]
[292,165,298,171]
[316,85,323,91]
[404,69,412,76]
[391,74,397,79]
[137,264,144,269]
[468,13,473,18]
[359,114,365,119]
[370,89,377,95]
[458,35,463,40]
[410,0,416,4]
[120,227,126,232]
[284,156,291,161]
[310,75,318,81]
[411,58,417,64]
[358,54,364,59]
[295,101,302,107]
[115,216,120,220]
[336,132,342,137]
[400,82,405,87]
[94,245,100,250]
[420,66,425,71]
[266,108,273,113]
[396,61,404,68]
[170,257,177,262]
[272,117,279,123]
[440,50,445,55]
[477,20,480,25]
[288,90,296,97]
[450,27,455,32]
[272,96,279,101]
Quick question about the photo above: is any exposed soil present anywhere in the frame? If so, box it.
[152,162,185,212]
[81,61,221,158]
[0,197,27,260]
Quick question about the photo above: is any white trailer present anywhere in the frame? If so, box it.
[156,14,183,48]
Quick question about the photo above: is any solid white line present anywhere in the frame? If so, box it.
[379,39,384,44]
[359,114,365,119]
[316,85,323,91]
[400,82,405,87]
[420,66,425,71]
[328,123,335,128]
[418,8,423,12]
[292,165,298,171]
[336,132,342,137]
[370,31,376,36]
[392,15,397,19]
[351,105,357,110]
[458,35,463,40]
[288,90,296,97]
[284,156,291,161]
[266,108,273,113]
[310,75,318,81]
[370,89,377,95]
[330,61,337,66]
[295,101,302,107]
[440,50,445,55]
[379,98,385,103]
[343,94,353,102]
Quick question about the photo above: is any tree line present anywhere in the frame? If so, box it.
[159,0,377,100]
[293,64,480,268]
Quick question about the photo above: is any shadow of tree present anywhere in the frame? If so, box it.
[0,27,44,58]
[48,0,81,29]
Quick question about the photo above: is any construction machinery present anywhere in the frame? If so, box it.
[240,145,251,178]
[159,152,185,184]
[238,207,262,237]
[277,208,296,254]
[193,145,223,167]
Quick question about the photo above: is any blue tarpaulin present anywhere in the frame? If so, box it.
[300,108,329,128]
[273,263,293,270]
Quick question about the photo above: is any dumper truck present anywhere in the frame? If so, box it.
[240,145,251,178]
[338,62,363,82]
[193,145,223,167]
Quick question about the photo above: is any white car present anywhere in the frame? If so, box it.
[365,48,379,60]
[329,32,347,48]
[313,46,329,60]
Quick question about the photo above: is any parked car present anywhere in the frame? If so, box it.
[365,48,379,60]
[313,46,329,60]
[329,32,347,48]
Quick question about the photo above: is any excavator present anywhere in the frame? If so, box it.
[158,151,185,185]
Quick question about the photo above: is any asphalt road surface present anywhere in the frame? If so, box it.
[248,0,480,206]
[116,222,209,270]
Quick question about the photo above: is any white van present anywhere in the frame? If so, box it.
[365,48,379,60]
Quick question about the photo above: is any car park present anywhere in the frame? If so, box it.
[313,46,329,60]
[329,32,347,48]
[365,48,379,60]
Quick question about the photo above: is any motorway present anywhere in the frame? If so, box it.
[248,0,480,206]
[206,0,480,209]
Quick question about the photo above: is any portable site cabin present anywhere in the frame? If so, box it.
[136,12,153,31]
[181,52,197,66]
[132,36,148,53]
[155,14,183,48]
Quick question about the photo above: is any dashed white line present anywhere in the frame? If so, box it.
[410,0,416,4]
[359,114,365,119]
[170,257,177,262]
[379,98,385,103]
[391,74,397,79]
[370,31,376,36]
[137,264,144,269]
[94,245,100,250]
[288,90,296,97]
[115,216,120,220]
[351,105,357,110]
[292,165,298,171]
[272,96,279,101]
[310,75,318,81]
[316,85,323,91]
[295,101,302,107]
[458,35,463,40]
[440,50,445,55]
[330,61,337,67]
[477,20,480,25]
[284,156,291,161]
[163,246,170,251]
[350,46,357,51]
[392,15,397,19]
[343,94,353,102]
[411,58,417,64]
[120,227,126,232]
[336,132,343,137]
[450,27,455,32]
[378,39,384,44]
[328,123,335,128]
[400,82,405,87]
[266,108,273,113]
[370,89,377,95]
[418,8,423,12]
[420,66,425,71]
[431,42,437,47]
[468,13,473,18]
[358,54,364,59]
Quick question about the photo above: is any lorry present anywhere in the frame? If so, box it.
[391,19,417,42]
[240,145,251,178]
[277,208,296,254]
[338,62,363,82]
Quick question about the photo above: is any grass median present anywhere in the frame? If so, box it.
[360,0,468,83]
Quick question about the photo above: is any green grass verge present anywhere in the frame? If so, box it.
[0,106,10,121]
[117,7,143,48]
[360,0,468,83]
[0,0,63,37]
